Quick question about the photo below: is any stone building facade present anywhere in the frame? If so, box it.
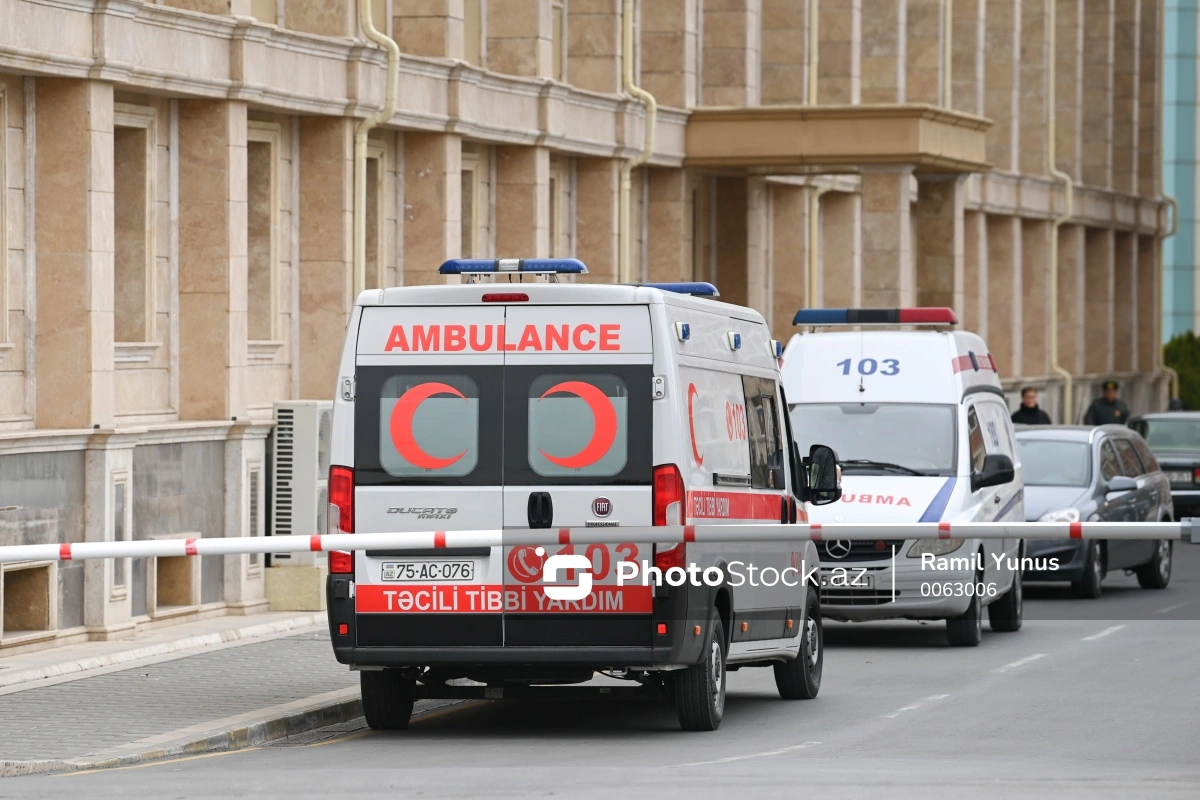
[0,0,1172,651]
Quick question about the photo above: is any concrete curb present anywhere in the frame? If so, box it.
[0,613,327,691]
[0,695,364,778]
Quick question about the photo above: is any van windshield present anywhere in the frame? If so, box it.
[789,403,958,476]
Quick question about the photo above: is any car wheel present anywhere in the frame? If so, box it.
[988,558,1023,632]
[1071,540,1103,599]
[946,567,984,647]
[1136,540,1172,589]
[773,585,823,699]
[674,608,727,731]
[361,669,416,730]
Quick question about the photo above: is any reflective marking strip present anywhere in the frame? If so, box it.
[1069,522,1083,539]
[938,522,951,539]
[434,531,447,548]
[810,522,822,541]
[185,539,198,556]
[559,529,571,545]
[310,536,322,552]
[684,525,696,543]
[59,543,72,561]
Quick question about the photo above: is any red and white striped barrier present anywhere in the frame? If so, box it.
[1,520,1198,565]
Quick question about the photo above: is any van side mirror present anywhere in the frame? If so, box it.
[804,444,842,506]
[971,453,1014,491]
[1104,475,1138,496]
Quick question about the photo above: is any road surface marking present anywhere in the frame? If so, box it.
[1156,601,1192,614]
[675,741,821,767]
[993,653,1046,674]
[883,694,949,719]
[1082,625,1126,641]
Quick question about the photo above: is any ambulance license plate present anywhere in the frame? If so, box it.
[382,561,476,582]
[821,569,874,590]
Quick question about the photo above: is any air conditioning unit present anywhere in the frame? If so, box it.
[270,400,332,566]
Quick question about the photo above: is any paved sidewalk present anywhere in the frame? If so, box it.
[0,613,378,777]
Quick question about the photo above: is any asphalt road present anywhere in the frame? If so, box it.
[6,546,1200,799]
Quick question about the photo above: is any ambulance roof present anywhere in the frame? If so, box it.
[780,329,1001,405]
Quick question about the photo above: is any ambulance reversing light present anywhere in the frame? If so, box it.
[438,258,588,275]
[792,307,959,326]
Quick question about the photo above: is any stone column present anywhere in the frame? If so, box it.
[746,177,770,320]
[1113,232,1136,372]
[487,0,552,78]
[1019,0,1048,177]
[224,421,271,613]
[178,99,248,421]
[818,0,861,104]
[701,0,762,106]
[1136,234,1158,373]
[83,431,139,638]
[646,169,693,283]
[575,158,620,283]
[495,146,550,257]
[860,168,914,307]
[914,174,965,313]
[962,209,987,336]
[906,0,945,105]
[820,190,861,308]
[769,182,808,341]
[641,0,700,108]
[404,132,462,285]
[568,0,622,94]
[985,215,1021,377]
[34,79,115,429]
[1055,0,1085,181]
[1138,0,1160,195]
[297,117,353,401]
[1112,0,1139,194]
[1082,0,1113,188]
[1021,219,1051,378]
[394,0,466,59]
[713,177,749,306]
[761,0,808,104]
[984,0,1021,172]
[1084,227,1114,375]
[952,0,985,114]
[1056,223,1086,376]
[861,0,906,103]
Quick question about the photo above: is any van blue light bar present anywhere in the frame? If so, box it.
[641,282,720,297]
[792,307,958,326]
[438,258,588,275]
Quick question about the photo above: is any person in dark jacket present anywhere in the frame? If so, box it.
[1012,386,1052,425]
[1083,380,1132,426]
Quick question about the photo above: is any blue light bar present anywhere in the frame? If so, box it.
[438,258,588,275]
[792,307,958,326]
[641,282,720,297]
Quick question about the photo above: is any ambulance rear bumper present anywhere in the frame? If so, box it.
[334,645,680,669]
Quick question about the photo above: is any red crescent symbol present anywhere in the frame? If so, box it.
[537,381,618,469]
[389,382,468,470]
[687,383,704,466]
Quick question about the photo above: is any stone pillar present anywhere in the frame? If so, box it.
[83,432,139,638]
[985,215,1020,377]
[1056,223,1086,376]
[962,210,987,336]
[575,158,620,283]
[1113,232,1136,372]
[34,79,115,429]
[746,177,770,320]
[1019,0,1048,176]
[712,177,749,306]
[404,132,462,285]
[568,0,622,94]
[487,0,552,78]
[769,183,808,341]
[701,0,762,106]
[646,169,693,283]
[1112,0,1139,194]
[1138,0,1160,195]
[906,0,945,104]
[178,99,248,421]
[860,168,914,307]
[861,0,906,103]
[761,0,808,104]
[818,0,861,104]
[821,190,861,308]
[298,117,353,401]
[914,175,965,314]
[224,422,271,613]
[1082,0,1113,188]
[642,0,700,108]
[393,0,466,60]
[952,0,985,114]
[495,145,550,257]
[1084,227,1114,375]
[1054,0,1084,180]
[984,0,1021,172]
[1136,234,1158,373]
[1021,219,1050,378]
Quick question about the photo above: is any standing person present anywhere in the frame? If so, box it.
[1012,386,1052,425]
[1083,380,1132,426]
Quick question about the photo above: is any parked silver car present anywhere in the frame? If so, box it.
[1015,425,1173,598]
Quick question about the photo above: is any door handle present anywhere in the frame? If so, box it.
[993,495,1002,504]
[527,491,553,529]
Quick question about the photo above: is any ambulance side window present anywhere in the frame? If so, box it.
[966,406,986,473]
[743,376,784,490]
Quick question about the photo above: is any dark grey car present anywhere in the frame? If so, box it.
[1015,425,1174,598]
[1128,411,1200,519]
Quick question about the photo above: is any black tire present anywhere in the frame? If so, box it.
[674,609,727,731]
[1136,540,1172,589]
[1071,540,1104,599]
[988,558,1023,632]
[361,669,416,730]
[774,585,823,699]
[946,567,983,647]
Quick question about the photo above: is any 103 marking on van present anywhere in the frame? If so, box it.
[836,357,900,376]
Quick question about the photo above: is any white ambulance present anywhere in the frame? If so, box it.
[780,308,1024,646]
[324,258,841,732]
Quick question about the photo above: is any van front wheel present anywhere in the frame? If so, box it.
[361,669,416,730]
[674,609,727,731]
[773,585,823,699]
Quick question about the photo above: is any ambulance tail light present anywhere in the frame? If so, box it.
[328,466,354,534]
[655,543,686,573]
[652,464,684,527]
[482,292,529,302]
[329,550,354,574]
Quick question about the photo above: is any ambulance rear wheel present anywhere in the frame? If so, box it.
[674,609,727,731]
[361,669,416,730]
[773,585,822,699]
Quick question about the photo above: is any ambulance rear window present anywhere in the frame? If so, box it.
[526,374,630,478]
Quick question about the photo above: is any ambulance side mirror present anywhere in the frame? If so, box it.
[972,453,1015,492]
[804,444,843,506]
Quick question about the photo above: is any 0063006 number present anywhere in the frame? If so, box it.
[837,358,900,376]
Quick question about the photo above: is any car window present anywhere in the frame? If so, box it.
[1016,440,1089,487]
[967,406,986,472]
[1130,436,1159,472]
[1129,418,1200,450]
[1113,438,1145,477]
[1099,441,1121,481]
[743,376,784,490]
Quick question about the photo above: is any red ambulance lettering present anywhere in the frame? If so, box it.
[573,324,597,351]
[412,325,439,351]
[384,323,623,352]
[444,324,467,351]
[599,324,620,351]
[469,324,494,350]
[517,325,543,351]
[544,325,570,350]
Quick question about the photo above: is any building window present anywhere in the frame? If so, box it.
[552,0,567,82]
[247,122,281,342]
[114,105,157,344]
[248,465,262,571]
[464,0,483,66]
[548,157,574,257]
[461,147,481,258]
[112,478,130,595]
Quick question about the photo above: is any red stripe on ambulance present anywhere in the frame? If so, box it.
[355,584,653,614]
[687,490,786,521]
